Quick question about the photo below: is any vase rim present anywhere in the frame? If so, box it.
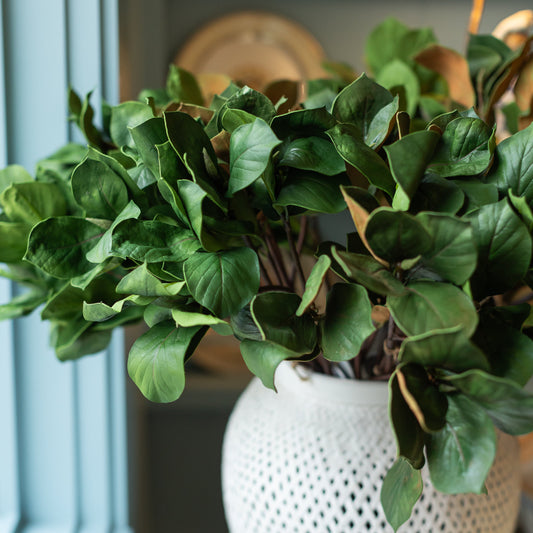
[273,361,389,406]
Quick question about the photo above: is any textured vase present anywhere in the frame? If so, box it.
[222,362,521,533]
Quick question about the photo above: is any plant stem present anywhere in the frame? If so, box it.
[312,353,332,375]
[282,213,306,291]
[258,212,291,288]
[296,215,308,254]
[386,314,395,350]
[468,0,485,36]
[511,291,533,305]
[290,216,308,284]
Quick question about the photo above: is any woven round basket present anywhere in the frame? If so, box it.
[221,362,521,533]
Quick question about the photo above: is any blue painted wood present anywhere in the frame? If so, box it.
[0,0,21,528]
[0,0,131,532]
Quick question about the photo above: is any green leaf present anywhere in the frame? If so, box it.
[171,307,231,334]
[386,130,440,210]
[427,117,495,177]
[0,182,67,225]
[86,147,141,197]
[110,219,200,263]
[275,170,349,214]
[143,303,173,328]
[331,248,407,296]
[366,18,437,75]
[444,370,533,435]
[138,88,170,108]
[184,247,260,318]
[365,208,432,263]
[221,108,256,133]
[278,136,345,176]
[467,34,512,82]
[332,74,398,148]
[474,309,533,386]
[0,222,30,262]
[224,85,276,124]
[228,118,281,196]
[174,179,224,252]
[0,290,47,320]
[250,291,316,353]
[414,212,477,285]
[74,90,105,148]
[25,217,104,278]
[110,101,154,148]
[129,117,172,179]
[306,78,343,107]
[486,122,533,206]
[427,394,497,494]
[388,280,478,338]
[381,457,422,532]
[271,107,336,139]
[376,59,420,115]
[71,158,129,218]
[116,263,185,297]
[0,165,32,194]
[86,200,141,264]
[230,305,263,342]
[240,339,302,390]
[452,178,497,213]
[83,295,152,322]
[53,321,112,361]
[468,199,532,296]
[70,258,118,291]
[164,111,225,210]
[91,302,146,330]
[127,320,207,402]
[327,124,395,196]
[389,371,426,469]
[399,326,489,372]
[396,364,448,432]
[410,175,465,214]
[508,190,533,231]
[166,65,203,105]
[296,255,331,316]
[320,283,375,362]
[41,279,108,320]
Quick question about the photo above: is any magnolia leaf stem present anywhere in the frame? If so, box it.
[468,0,485,36]
[259,212,291,288]
[290,215,308,284]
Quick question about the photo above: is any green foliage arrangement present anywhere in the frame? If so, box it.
[1,17,533,530]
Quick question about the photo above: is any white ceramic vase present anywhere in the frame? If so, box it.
[221,362,521,533]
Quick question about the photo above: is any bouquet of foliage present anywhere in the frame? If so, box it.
[1,14,533,529]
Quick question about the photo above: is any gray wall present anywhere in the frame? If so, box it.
[120,0,528,100]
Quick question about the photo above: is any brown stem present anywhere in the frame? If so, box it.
[386,314,395,350]
[296,215,308,254]
[353,352,362,380]
[511,291,533,305]
[258,213,291,288]
[265,239,285,286]
[290,216,309,284]
[312,353,332,376]
[282,213,306,291]
[468,0,485,36]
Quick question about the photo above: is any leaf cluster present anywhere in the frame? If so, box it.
[0,19,533,531]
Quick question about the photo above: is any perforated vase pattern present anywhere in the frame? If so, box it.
[222,364,521,533]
